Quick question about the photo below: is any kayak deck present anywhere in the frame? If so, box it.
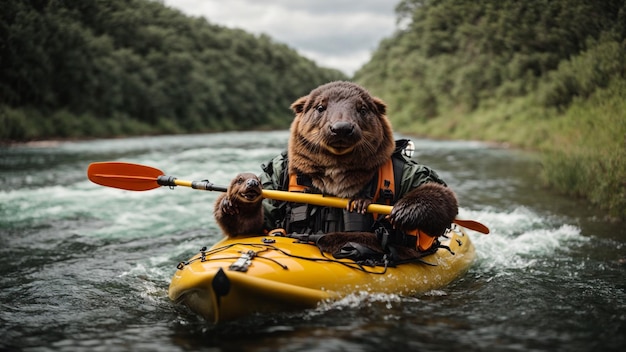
[169,228,475,323]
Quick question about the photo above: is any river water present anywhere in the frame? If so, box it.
[1,131,624,352]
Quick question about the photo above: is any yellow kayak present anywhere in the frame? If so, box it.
[85,161,483,323]
[168,228,475,323]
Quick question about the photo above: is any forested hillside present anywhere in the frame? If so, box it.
[355,0,626,218]
[0,0,346,141]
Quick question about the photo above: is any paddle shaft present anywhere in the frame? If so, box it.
[156,175,387,212]
[158,175,488,233]
[261,190,390,213]
[156,175,227,192]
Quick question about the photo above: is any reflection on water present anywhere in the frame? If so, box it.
[1,131,624,351]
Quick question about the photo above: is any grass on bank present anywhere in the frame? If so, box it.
[397,79,626,220]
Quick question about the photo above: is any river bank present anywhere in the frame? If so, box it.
[396,79,626,222]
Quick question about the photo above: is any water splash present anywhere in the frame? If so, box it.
[460,207,589,273]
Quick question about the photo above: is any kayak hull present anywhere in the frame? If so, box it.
[168,229,475,323]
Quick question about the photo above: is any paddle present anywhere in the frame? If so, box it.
[87,161,489,234]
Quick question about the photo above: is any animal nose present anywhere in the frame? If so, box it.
[246,178,259,187]
[329,122,354,137]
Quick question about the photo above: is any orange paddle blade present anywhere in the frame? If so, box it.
[87,162,164,191]
[453,219,490,234]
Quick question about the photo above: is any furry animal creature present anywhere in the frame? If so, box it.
[288,81,458,236]
[272,81,459,254]
[214,173,264,237]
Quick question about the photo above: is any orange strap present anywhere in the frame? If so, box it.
[372,158,394,220]
[288,174,308,192]
[405,229,437,252]
[376,158,394,204]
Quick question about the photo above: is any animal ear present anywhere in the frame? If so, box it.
[372,97,387,115]
[291,96,308,114]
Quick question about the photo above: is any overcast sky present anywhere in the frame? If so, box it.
[161,0,400,76]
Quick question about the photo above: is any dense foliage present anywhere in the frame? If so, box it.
[357,0,625,123]
[355,0,626,218]
[0,0,346,141]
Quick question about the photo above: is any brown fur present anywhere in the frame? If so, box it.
[388,182,458,238]
[288,81,395,198]
[287,81,458,256]
[214,173,264,237]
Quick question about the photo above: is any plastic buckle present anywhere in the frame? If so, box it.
[229,250,255,272]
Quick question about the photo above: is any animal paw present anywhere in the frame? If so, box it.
[387,200,416,232]
[387,183,458,237]
[347,197,372,214]
[219,198,239,215]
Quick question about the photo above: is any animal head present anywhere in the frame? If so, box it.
[229,173,263,204]
[287,81,395,196]
[290,81,393,157]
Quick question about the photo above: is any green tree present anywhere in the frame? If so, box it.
[356,0,626,219]
[0,0,346,141]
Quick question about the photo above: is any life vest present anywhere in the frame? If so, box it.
[285,144,438,252]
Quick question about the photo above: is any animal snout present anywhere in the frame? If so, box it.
[329,122,354,137]
[246,178,260,188]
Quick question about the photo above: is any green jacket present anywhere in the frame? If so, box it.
[259,140,447,232]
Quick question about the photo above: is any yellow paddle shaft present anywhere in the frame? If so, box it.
[171,178,488,234]
[261,190,489,234]
[261,189,391,214]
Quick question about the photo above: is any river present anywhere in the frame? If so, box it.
[1,131,624,352]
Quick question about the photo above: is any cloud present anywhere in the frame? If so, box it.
[161,0,398,75]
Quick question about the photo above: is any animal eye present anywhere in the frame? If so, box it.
[359,106,368,116]
[236,177,244,184]
[316,104,325,113]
